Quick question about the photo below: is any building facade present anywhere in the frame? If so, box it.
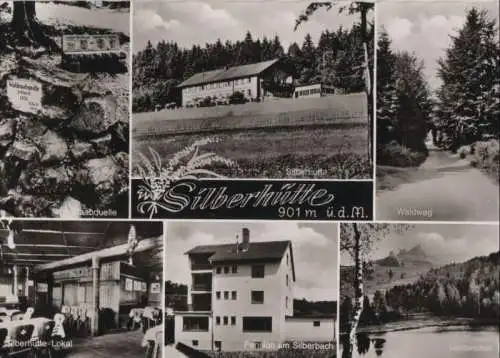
[174,228,335,352]
[293,83,337,99]
[178,59,289,107]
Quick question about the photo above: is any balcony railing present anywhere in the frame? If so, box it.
[192,283,212,291]
[191,263,213,270]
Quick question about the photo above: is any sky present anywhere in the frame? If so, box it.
[340,223,499,266]
[165,221,338,302]
[378,0,499,90]
[133,0,367,53]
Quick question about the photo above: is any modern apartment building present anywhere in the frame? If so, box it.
[174,228,336,352]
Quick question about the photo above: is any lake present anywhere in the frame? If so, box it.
[340,326,499,358]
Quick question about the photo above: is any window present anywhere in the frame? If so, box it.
[231,265,238,273]
[313,321,321,327]
[224,291,229,300]
[192,340,199,346]
[251,291,264,304]
[286,254,289,266]
[286,296,288,308]
[242,317,272,332]
[231,316,236,325]
[247,89,251,96]
[216,291,221,300]
[224,266,229,274]
[251,265,265,278]
[215,341,222,351]
[223,316,228,325]
[183,317,209,331]
[216,267,221,274]
[247,77,251,83]
[231,291,237,300]
[216,316,220,325]
[286,274,289,287]
[255,342,262,349]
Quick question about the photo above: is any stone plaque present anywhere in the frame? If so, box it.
[62,34,120,54]
[6,78,43,114]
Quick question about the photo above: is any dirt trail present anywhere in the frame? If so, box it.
[376,148,499,221]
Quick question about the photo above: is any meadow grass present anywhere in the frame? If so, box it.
[133,124,370,179]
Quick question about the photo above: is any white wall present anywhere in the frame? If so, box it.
[211,260,286,351]
[182,76,259,107]
[293,84,322,99]
[284,318,336,342]
[174,314,213,351]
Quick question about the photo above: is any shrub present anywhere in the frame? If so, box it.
[457,145,471,159]
[377,142,427,167]
[470,139,499,182]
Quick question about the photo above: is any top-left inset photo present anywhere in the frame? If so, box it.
[0,1,130,218]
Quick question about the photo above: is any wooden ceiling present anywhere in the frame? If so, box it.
[0,221,163,267]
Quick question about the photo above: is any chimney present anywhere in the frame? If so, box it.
[241,228,250,251]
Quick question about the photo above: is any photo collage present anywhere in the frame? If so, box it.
[0,1,498,358]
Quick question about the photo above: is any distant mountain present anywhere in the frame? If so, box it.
[375,244,433,267]
[397,244,431,263]
[341,245,435,298]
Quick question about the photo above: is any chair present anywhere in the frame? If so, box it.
[0,328,9,356]
[34,321,56,358]
[128,309,143,331]
[12,324,35,355]
[24,307,35,320]
[70,307,80,336]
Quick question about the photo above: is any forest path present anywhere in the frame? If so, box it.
[376,147,499,221]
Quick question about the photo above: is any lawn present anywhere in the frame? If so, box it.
[133,123,370,179]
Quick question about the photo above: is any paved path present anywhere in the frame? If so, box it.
[376,147,499,221]
[165,345,189,357]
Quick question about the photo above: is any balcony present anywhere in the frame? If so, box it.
[191,263,213,271]
[192,283,212,291]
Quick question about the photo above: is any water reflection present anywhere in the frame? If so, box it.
[340,333,386,358]
[340,328,498,358]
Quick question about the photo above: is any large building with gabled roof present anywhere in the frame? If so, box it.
[173,228,336,352]
[177,59,289,107]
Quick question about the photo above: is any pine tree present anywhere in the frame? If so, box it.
[376,30,399,148]
[436,8,500,150]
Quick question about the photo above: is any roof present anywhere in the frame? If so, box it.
[178,59,280,88]
[186,240,296,281]
[186,240,290,262]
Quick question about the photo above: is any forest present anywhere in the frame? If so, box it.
[132,24,374,113]
[340,251,500,332]
[377,8,499,171]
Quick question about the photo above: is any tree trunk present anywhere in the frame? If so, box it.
[12,1,37,35]
[347,223,365,357]
[360,7,373,165]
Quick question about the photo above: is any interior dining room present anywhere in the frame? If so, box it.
[0,219,164,358]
